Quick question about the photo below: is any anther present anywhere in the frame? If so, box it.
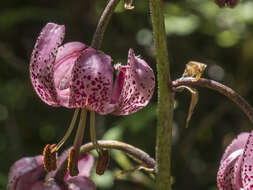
[67,147,79,176]
[43,144,57,172]
[96,149,110,175]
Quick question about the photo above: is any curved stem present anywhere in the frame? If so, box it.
[55,140,156,182]
[150,0,174,189]
[172,77,253,124]
[91,0,120,49]
[80,140,156,169]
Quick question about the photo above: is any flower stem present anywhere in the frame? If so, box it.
[172,77,253,124]
[149,0,174,189]
[91,0,120,49]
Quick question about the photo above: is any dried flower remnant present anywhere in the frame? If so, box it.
[175,85,198,128]
[124,0,135,10]
[182,61,207,82]
[29,22,155,176]
[214,0,239,8]
[217,131,253,189]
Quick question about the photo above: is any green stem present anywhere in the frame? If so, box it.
[149,0,174,189]
[91,0,120,49]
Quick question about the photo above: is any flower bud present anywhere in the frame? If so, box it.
[214,0,239,8]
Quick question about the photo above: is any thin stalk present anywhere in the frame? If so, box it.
[90,111,102,153]
[51,109,80,153]
[70,108,87,175]
[91,0,120,49]
[150,0,175,189]
[73,108,87,154]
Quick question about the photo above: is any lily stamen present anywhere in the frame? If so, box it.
[51,109,80,153]
[90,111,103,154]
[67,108,87,176]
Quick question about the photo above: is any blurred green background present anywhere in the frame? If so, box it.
[1,0,253,189]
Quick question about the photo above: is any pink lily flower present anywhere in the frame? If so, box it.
[7,152,95,190]
[29,22,155,176]
[217,131,253,190]
[30,22,155,115]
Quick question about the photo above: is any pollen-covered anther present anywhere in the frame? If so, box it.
[67,147,79,176]
[43,144,57,172]
[96,149,110,175]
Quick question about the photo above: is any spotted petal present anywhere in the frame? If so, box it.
[217,149,243,190]
[30,23,65,106]
[69,48,113,114]
[8,156,44,190]
[233,152,244,189]
[54,42,87,107]
[221,133,249,162]
[112,48,155,115]
[241,131,253,189]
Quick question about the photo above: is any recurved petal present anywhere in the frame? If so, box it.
[54,42,87,107]
[67,176,96,190]
[221,133,249,162]
[217,149,243,190]
[30,23,65,106]
[69,48,113,114]
[233,153,244,189]
[241,131,253,189]
[112,49,155,115]
[8,156,44,190]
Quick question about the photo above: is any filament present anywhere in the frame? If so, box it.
[51,108,80,153]
[68,108,87,176]
[90,111,102,154]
